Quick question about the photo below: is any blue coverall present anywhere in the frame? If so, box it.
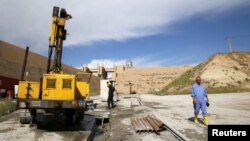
[191,83,208,116]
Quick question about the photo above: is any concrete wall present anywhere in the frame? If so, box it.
[0,40,77,81]
[115,66,193,94]
[0,40,100,95]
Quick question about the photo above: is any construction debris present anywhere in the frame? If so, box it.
[131,114,166,134]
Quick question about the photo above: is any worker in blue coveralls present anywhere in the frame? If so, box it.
[191,76,209,126]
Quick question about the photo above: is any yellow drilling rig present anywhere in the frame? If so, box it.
[17,6,90,124]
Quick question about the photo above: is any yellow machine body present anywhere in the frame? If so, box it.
[17,81,40,99]
[17,73,90,102]
[42,74,75,101]
[17,7,89,124]
[75,72,91,99]
[76,81,89,99]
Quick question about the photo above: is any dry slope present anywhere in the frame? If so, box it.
[160,52,250,94]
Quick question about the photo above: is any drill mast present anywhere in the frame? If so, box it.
[47,6,72,73]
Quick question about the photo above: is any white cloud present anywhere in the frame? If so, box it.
[0,0,249,53]
[80,56,168,69]
[133,56,168,68]
[83,59,126,69]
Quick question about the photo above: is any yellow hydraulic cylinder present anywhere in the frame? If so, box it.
[49,16,58,47]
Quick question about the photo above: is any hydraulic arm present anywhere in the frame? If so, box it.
[47,6,72,73]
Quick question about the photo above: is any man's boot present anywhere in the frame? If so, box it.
[203,116,208,126]
[194,115,198,123]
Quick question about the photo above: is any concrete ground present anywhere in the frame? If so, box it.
[0,92,250,141]
[139,92,250,141]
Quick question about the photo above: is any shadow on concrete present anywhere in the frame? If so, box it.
[34,113,104,141]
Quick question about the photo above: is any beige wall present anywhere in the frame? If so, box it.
[115,66,193,94]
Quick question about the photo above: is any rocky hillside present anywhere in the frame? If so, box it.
[160,52,250,94]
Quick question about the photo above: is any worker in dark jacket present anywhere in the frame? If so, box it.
[107,81,115,108]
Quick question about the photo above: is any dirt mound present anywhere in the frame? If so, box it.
[160,52,250,94]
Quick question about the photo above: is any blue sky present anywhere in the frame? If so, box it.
[63,4,250,68]
[1,0,250,68]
